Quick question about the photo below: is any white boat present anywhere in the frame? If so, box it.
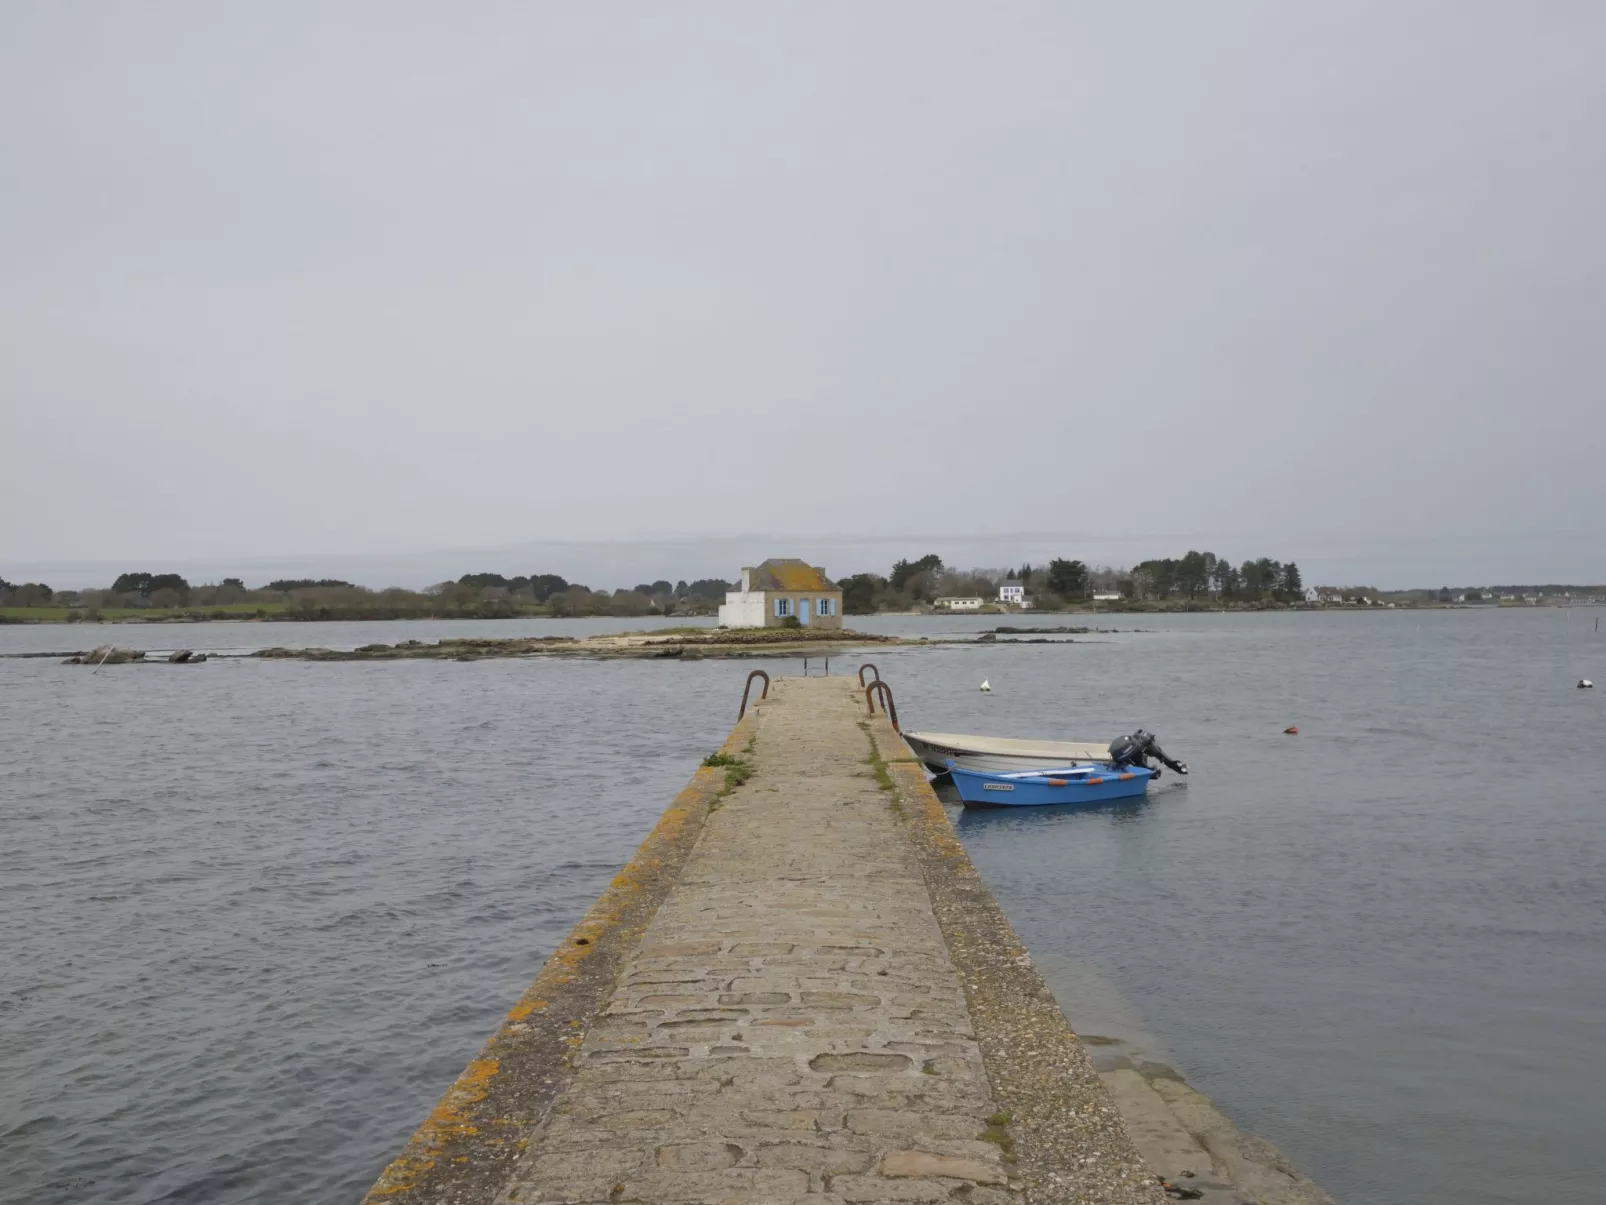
[901,730,1113,774]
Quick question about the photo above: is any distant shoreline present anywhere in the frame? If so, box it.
[5,599,1600,626]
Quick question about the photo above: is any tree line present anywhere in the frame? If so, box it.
[1126,553,1303,602]
[4,551,1315,621]
[1,569,736,620]
[835,551,1306,613]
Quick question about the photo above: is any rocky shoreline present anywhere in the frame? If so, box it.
[53,628,940,664]
[257,628,916,661]
[60,647,210,665]
[45,625,1157,666]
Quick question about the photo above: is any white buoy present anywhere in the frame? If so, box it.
[979,679,991,692]
[1580,679,1595,689]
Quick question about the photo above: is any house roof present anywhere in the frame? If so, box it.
[746,559,839,592]
[1000,578,1024,587]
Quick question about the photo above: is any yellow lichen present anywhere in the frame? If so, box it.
[425,1058,499,1141]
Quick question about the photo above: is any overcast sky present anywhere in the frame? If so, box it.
[2,2,1602,589]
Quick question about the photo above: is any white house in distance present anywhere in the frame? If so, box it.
[717,559,844,629]
[934,597,984,611]
[998,578,1027,607]
[1092,591,1122,602]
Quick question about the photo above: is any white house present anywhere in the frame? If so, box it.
[1092,591,1121,602]
[998,579,1026,607]
[717,559,844,629]
[934,597,984,611]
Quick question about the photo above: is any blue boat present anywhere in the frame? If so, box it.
[947,760,1155,807]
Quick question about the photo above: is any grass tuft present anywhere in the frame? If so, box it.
[979,1110,1017,1162]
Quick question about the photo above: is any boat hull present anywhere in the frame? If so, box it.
[902,730,1111,774]
[948,763,1154,807]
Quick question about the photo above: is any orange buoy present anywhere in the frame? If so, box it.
[1284,725,1299,734]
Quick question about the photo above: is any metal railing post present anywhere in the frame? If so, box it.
[738,669,771,720]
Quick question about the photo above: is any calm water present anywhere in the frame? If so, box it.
[3,610,1603,1204]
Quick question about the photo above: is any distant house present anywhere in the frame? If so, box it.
[717,559,843,629]
[998,579,1027,607]
[1091,592,1122,602]
[935,597,984,611]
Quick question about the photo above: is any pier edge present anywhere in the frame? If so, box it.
[359,710,762,1203]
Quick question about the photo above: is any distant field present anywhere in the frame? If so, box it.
[0,602,290,622]
[0,607,73,622]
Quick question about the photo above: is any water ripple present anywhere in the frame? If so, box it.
[4,611,1604,1205]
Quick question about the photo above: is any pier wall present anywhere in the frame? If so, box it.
[361,709,760,1202]
[363,675,1327,1205]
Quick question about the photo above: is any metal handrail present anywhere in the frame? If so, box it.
[857,663,881,688]
[738,669,770,720]
[864,679,898,730]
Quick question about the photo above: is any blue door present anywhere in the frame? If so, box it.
[799,598,811,625]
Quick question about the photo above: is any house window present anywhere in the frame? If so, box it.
[817,598,834,616]
[775,598,791,617]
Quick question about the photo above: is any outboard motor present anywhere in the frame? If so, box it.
[1108,729,1188,777]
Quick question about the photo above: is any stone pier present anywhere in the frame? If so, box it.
[364,676,1168,1205]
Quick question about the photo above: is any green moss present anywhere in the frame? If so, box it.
[978,1123,1016,1162]
[858,722,898,805]
[979,1110,1016,1162]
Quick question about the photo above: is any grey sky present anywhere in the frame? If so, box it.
[2,2,1602,589]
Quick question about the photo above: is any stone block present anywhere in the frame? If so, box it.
[880,1149,1006,1184]
[830,1174,951,1201]
[739,1109,820,1130]
[587,1046,689,1062]
[618,1167,810,1204]
[638,940,725,957]
[809,1052,912,1073]
[844,1109,981,1138]
[520,1146,648,1184]
[595,1109,679,1130]
[655,1141,744,1170]
[751,1142,872,1174]
[800,992,882,1009]
[730,942,796,956]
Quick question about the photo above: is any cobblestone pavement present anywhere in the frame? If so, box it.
[498,676,1029,1205]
